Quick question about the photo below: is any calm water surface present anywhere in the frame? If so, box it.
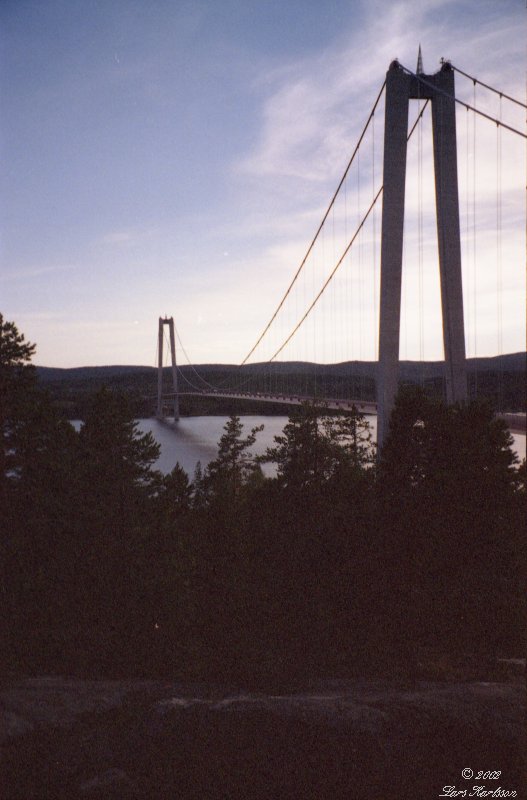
[134,416,526,477]
[139,416,292,477]
[72,415,526,476]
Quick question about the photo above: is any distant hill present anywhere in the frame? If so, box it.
[36,365,156,382]
[35,353,526,417]
[36,352,526,383]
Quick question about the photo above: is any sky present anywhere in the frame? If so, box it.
[1,0,525,367]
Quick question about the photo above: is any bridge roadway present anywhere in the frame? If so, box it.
[161,391,526,434]
[163,390,378,415]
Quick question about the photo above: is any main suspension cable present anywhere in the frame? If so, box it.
[449,63,527,109]
[173,323,218,390]
[173,323,267,394]
[269,186,383,361]
[176,366,209,393]
[240,79,387,366]
[266,100,430,363]
[399,64,527,139]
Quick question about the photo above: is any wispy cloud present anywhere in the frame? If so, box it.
[3,0,524,366]
[0,264,77,282]
[237,0,524,188]
[99,230,136,245]
[99,228,155,246]
[226,0,525,362]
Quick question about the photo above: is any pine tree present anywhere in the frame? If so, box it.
[204,415,263,504]
[261,402,374,491]
[157,462,193,523]
[378,386,524,665]
[0,314,37,493]
[78,386,161,509]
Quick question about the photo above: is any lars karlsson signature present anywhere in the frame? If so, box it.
[439,787,517,798]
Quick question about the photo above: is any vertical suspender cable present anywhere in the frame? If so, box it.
[344,165,352,400]
[418,93,424,384]
[473,80,478,397]
[321,217,326,398]
[303,231,307,397]
[313,217,317,398]
[372,109,378,361]
[496,95,503,411]
[332,201,337,389]
[358,148,364,399]
[465,106,471,365]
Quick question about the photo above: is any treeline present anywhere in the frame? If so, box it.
[2,315,525,685]
[37,354,526,419]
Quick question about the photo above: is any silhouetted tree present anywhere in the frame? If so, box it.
[203,415,263,505]
[261,403,335,491]
[0,316,85,671]
[5,316,524,683]
[0,314,37,494]
[156,462,194,522]
[262,402,375,492]
[378,386,524,668]
[78,387,160,497]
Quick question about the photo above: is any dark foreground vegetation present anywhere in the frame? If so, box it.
[2,313,525,684]
[2,314,526,798]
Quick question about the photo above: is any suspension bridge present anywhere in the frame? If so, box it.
[155,54,527,444]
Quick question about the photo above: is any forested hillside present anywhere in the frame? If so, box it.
[36,353,526,418]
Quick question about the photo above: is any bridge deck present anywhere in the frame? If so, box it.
[160,391,526,434]
[163,390,378,415]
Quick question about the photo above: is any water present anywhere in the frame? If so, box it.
[139,416,291,477]
[513,433,526,462]
[133,416,526,477]
[72,415,526,477]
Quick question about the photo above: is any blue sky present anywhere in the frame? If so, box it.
[1,0,525,366]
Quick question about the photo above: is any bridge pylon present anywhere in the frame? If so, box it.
[377,58,467,450]
[157,316,180,421]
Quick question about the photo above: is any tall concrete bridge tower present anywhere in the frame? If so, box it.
[157,316,180,421]
[377,56,467,448]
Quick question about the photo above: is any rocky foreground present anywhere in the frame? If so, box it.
[1,674,525,799]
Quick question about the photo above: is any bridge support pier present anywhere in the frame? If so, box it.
[157,316,180,421]
[377,59,467,451]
